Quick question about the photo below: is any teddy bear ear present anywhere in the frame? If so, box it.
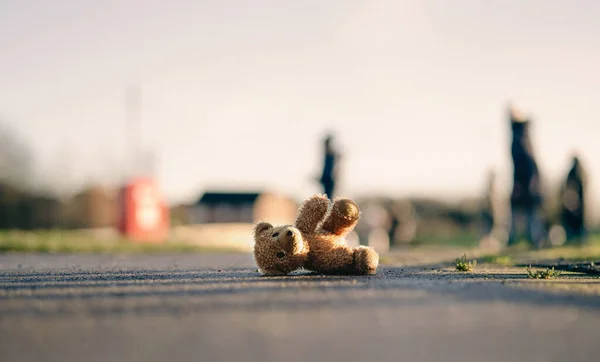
[254,222,273,234]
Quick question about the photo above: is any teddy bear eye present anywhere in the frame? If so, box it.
[276,251,286,258]
[272,232,279,238]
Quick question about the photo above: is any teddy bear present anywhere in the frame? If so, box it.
[253,194,379,276]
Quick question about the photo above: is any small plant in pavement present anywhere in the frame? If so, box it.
[454,254,477,272]
[526,265,562,279]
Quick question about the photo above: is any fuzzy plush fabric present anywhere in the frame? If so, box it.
[253,194,379,276]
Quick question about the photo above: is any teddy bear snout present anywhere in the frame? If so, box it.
[277,228,297,253]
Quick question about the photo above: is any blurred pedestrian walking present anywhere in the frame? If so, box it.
[506,105,546,248]
[559,154,587,245]
[318,133,340,199]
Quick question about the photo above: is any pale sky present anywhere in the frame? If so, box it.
[1,0,599,215]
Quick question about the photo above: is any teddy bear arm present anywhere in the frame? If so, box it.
[294,194,331,235]
[319,198,360,236]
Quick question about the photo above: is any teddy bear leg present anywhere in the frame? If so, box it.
[320,198,360,236]
[294,194,331,235]
[306,246,356,274]
[353,246,379,275]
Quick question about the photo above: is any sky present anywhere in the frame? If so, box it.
[1,0,599,215]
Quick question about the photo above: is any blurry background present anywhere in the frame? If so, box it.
[1,0,598,251]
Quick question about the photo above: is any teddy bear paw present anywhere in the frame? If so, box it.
[321,198,361,235]
[354,246,379,275]
[334,199,360,221]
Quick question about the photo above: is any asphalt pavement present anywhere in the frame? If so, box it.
[1,252,599,362]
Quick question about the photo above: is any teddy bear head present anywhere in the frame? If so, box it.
[252,221,308,275]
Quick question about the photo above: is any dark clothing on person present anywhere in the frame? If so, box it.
[508,207,545,248]
[321,152,336,184]
[510,121,543,208]
[560,158,587,243]
[319,134,339,199]
[320,150,337,199]
[507,112,545,248]
[481,171,499,237]
[321,178,335,200]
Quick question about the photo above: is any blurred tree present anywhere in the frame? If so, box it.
[0,121,35,190]
[0,120,63,229]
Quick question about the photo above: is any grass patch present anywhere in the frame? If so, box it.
[525,265,563,279]
[0,229,242,254]
[454,254,477,272]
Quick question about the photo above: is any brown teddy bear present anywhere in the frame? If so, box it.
[253,194,379,276]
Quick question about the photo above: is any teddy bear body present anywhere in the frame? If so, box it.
[253,194,379,276]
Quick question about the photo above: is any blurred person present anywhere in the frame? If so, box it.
[480,170,506,247]
[559,155,587,245]
[362,200,391,253]
[387,199,417,246]
[387,202,399,245]
[506,105,546,248]
[481,170,498,235]
[318,133,340,199]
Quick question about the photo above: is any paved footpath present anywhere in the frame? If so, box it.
[1,252,599,362]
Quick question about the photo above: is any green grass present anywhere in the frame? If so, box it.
[454,254,477,272]
[525,265,563,279]
[0,229,241,254]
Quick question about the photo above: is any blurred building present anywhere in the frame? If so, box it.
[66,185,119,229]
[187,190,298,225]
